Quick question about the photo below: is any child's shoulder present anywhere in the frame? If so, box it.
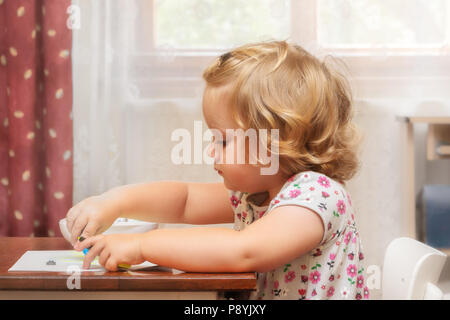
[268,170,348,208]
[282,170,344,190]
[227,171,348,210]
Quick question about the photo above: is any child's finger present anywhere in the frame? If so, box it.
[75,234,102,251]
[70,215,88,246]
[78,222,100,243]
[66,207,79,236]
[98,248,111,267]
[82,240,105,269]
[105,256,118,272]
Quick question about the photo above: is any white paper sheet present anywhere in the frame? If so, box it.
[8,250,157,272]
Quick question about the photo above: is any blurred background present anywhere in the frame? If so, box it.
[1,0,450,299]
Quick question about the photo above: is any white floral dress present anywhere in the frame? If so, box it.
[228,171,370,300]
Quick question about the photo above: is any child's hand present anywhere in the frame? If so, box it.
[66,192,123,246]
[74,233,144,271]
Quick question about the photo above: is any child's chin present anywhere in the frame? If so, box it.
[222,178,233,189]
[223,180,242,193]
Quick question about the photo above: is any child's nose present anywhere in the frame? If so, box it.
[207,142,215,159]
[207,142,223,163]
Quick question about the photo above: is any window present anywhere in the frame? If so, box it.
[131,0,291,98]
[154,0,290,50]
[317,0,449,50]
[129,0,450,99]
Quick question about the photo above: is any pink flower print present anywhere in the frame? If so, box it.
[337,200,346,215]
[341,287,349,299]
[289,189,301,198]
[357,275,364,288]
[298,289,306,296]
[329,253,336,261]
[312,248,322,257]
[242,211,247,221]
[258,210,266,219]
[301,275,308,283]
[287,174,297,182]
[347,264,357,278]
[348,252,355,261]
[327,286,335,297]
[285,271,296,283]
[363,286,370,299]
[230,195,241,208]
[322,191,330,198]
[329,275,335,282]
[301,264,307,270]
[355,293,362,300]
[299,172,312,182]
[359,252,365,261]
[352,236,357,244]
[309,271,321,284]
[347,193,352,206]
[273,280,279,289]
[309,186,315,191]
[317,176,330,188]
[344,231,352,245]
[321,285,326,290]
[311,289,317,297]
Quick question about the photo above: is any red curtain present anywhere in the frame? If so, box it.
[0,0,73,237]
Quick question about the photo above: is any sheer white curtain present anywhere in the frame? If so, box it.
[72,0,130,202]
[72,0,450,299]
[72,0,221,205]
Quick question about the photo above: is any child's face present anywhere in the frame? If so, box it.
[202,84,287,194]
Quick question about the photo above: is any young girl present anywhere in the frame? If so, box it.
[68,40,369,300]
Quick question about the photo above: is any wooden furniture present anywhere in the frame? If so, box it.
[397,116,450,255]
[0,237,256,300]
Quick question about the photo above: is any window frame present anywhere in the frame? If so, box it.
[128,0,450,99]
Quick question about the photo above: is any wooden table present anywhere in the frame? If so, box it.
[0,237,256,300]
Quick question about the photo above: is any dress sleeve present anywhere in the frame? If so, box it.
[268,171,349,246]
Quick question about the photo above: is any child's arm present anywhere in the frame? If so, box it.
[109,181,234,224]
[137,205,324,272]
[76,205,324,273]
[67,181,234,245]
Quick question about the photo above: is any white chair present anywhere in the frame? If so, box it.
[382,237,447,300]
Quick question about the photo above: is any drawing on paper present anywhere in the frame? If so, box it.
[8,250,156,272]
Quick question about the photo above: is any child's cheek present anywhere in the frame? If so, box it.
[224,165,255,190]
[226,136,254,165]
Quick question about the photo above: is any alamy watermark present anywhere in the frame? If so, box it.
[171,121,280,175]
[66,5,81,30]
[66,265,81,290]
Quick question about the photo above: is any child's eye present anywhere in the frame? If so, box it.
[211,136,227,147]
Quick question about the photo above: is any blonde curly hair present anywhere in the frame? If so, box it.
[202,40,362,183]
